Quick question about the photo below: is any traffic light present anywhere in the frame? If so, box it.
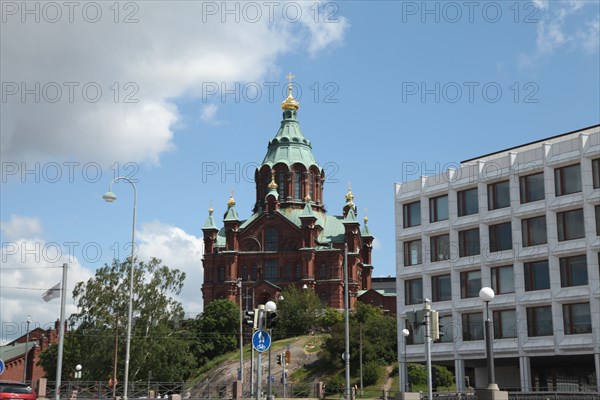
[285,350,291,364]
[265,310,278,329]
[431,310,440,341]
[245,310,257,329]
[276,354,282,365]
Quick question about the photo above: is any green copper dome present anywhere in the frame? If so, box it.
[260,110,321,171]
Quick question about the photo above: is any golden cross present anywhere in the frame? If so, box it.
[286,72,295,85]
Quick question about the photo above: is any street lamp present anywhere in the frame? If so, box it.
[265,301,277,400]
[402,328,410,392]
[479,287,498,390]
[103,177,137,400]
[23,315,31,383]
[75,364,82,394]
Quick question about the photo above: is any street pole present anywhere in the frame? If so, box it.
[359,322,363,398]
[267,328,273,400]
[424,300,432,400]
[113,312,119,398]
[479,287,498,390]
[238,279,243,384]
[402,328,410,392]
[23,315,31,383]
[344,243,351,400]
[103,177,137,400]
[256,305,265,400]
[55,263,68,400]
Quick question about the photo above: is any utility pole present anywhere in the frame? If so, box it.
[424,299,432,400]
[255,305,265,400]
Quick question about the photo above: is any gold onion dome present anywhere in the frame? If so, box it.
[363,215,368,223]
[227,194,236,207]
[281,72,300,111]
[268,172,278,190]
[208,206,214,215]
[345,186,354,202]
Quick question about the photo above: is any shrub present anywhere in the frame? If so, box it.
[363,361,383,386]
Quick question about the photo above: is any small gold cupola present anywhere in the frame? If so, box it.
[281,72,300,111]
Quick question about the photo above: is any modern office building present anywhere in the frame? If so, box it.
[394,124,600,392]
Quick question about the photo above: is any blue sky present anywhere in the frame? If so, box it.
[1,0,599,341]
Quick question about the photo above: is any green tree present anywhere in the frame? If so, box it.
[189,299,240,365]
[40,258,195,382]
[276,285,322,338]
[317,307,343,332]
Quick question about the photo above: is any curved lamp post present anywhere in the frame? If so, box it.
[103,177,137,400]
[479,287,497,390]
[265,301,277,400]
[402,328,410,392]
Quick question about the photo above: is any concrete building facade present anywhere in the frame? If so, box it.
[394,124,600,392]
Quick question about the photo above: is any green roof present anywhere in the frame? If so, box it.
[203,212,217,230]
[261,112,321,171]
[0,341,35,361]
[223,206,239,222]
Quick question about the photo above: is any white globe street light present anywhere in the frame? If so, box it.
[402,328,410,392]
[479,287,498,390]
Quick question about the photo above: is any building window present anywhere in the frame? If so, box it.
[439,315,453,343]
[524,260,550,291]
[318,264,328,279]
[251,265,258,280]
[403,239,422,266]
[459,228,480,257]
[527,306,553,336]
[560,255,588,287]
[294,169,302,199]
[432,274,451,302]
[522,215,547,247]
[596,205,600,236]
[218,266,225,282]
[557,209,585,241]
[493,309,517,339]
[277,170,285,199]
[284,265,292,280]
[489,222,512,252]
[593,158,600,189]
[430,234,450,262]
[460,270,481,299]
[264,259,278,281]
[554,164,582,196]
[404,278,423,305]
[265,228,279,251]
[403,201,421,228]
[462,312,483,341]
[563,303,592,334]
[491,265,514,294]
[309,172,314,199]
[457,188,479,217]
[519,172,545,203]
[295,264,301,279]
[429,195,449,222]
[488,180,510,210]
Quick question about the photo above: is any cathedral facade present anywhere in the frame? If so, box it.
[201,78,374,310]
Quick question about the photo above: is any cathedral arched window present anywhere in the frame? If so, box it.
[265,228,279,251]
[309,172,314,199]
[277,170,285,199]
[318,264,327,279]
[320,292,328,307]
[242,266,248,280]
[294,168,302,199]
[218,266,225,282]
[265,259,278,281]
[251,265,258,281]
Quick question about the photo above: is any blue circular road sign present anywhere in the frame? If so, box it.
[0,359,5,375]
[252,330,271,352]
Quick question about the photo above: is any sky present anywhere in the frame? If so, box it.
[1,0,599,343]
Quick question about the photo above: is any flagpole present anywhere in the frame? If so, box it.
[55,263,68,400]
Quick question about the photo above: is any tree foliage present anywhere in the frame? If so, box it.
[39,258,195,382]
[321,303,397,373]
[276,285,323,337]
[188,299,240,365]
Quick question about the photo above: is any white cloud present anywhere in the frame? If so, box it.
[0,216,205,343]
[1,2,349,166]
[0,217,94,343]
[1,215,43,241]
[519,0,598,66]
[200,104,221,125]
[136,220,205,316]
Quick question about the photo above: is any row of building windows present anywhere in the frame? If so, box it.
[215,262,343,282]
[404,254,594,305]
[403,159,600,227]
[406,302,593,344]
[263,168,316,201]
[403,205,599,266]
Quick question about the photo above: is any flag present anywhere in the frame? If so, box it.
[42,282,61,302]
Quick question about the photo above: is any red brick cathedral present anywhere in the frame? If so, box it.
[201,76,374,310]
